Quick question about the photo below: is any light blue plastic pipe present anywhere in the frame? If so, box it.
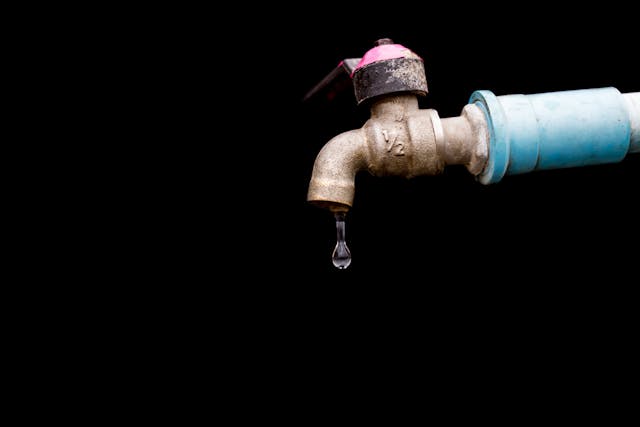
[470,87,638,184]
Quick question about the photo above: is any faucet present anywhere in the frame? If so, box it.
[307,38,640,214]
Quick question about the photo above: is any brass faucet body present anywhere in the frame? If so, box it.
[307,94,489,211]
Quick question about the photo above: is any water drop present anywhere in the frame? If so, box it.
[332,211,351,269]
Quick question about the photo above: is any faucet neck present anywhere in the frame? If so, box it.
[369,94,419,119]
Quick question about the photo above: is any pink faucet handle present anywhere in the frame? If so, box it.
[352,39,423,76]
[303,38,428,106]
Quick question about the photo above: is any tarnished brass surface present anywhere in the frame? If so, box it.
[307,94,488,211]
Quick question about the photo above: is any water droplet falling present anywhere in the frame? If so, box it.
[332,211,351,269]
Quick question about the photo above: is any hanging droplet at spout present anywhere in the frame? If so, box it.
[332,211,351,270]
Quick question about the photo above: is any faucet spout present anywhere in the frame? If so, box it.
[307,129,368,212]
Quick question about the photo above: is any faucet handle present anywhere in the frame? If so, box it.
[302,58,361,104]
[303,38,428,107]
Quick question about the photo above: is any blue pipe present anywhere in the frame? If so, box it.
[470,87,634,184]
